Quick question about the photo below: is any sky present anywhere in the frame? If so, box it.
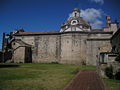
[0,0,120,48]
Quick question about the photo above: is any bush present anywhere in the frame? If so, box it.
[105,65,113,79]
[115,54,120,63]
[71,68,80,74]
[51,62,59,64]
[81,61,86,65]
[115,72,120,80]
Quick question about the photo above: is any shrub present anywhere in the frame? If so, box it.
[115,54,120,63]
[115,72,120,80]
[105,65,113,79]
[51,62,59,64]
[71,68,80,74]
[81,61,86,65]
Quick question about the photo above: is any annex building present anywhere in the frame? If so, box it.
[2,8,119,65]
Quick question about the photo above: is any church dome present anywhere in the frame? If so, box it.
[60,8,91,32]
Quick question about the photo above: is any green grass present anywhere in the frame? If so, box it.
[0,63,96,90]
[103,78,120,90]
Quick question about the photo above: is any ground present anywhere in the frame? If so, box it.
[0,63,119,90]
[103,78,120,90]
[0,63,95,90]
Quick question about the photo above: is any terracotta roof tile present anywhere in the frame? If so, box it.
[18,31,59,35]
[91,29,103,32]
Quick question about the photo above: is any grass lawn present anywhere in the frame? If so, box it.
[103,78,120,90]
[0,63,95,90]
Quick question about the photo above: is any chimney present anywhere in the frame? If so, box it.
[106,16,111,27]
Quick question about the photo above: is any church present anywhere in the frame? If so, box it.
[2,8,119,65]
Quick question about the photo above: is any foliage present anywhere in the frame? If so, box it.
[71,68,80,74]
[103,78,120,90]
[105,65,120,80]
[115,71,120,80]
[115,53,120,63]
[51,62,59,64]
[105,65,113,79]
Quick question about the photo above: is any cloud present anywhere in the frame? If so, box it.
[81,8,103,29]
[89,0,104,4]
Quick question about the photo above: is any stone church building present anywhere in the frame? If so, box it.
[2,8,119,65]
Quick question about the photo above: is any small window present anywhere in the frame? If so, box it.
[71,20,78,25]
[13,42,15,45]
[72,21,77,24]
[75,13,77,17]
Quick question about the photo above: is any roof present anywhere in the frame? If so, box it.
[91,29,103,32]
[14,30,113,36]
[16,31,59,35]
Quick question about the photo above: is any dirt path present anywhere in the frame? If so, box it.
[63,70,107,90]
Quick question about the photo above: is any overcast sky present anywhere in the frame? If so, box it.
[0,0,120,48]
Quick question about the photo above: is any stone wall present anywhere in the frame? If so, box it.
[13,35,61,63]
[32,35,61,63]
[87,39,111,65]
[60,33,87,64]
[12,31,113,65]
[13,46,25,63]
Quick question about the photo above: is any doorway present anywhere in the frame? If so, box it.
[24,47,32,63]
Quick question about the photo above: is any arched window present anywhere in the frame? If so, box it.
[71,20,78,25]
[75,13,77,17]
[72,21,77,24]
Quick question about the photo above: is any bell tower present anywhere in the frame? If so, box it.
[106,16,119,33]
[70,8,81,18]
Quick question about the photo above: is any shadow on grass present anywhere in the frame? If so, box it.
[0,64,20,68]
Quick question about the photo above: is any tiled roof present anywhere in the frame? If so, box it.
[14,29,112,36]
[17,31,59,35]
[91,29,103,32]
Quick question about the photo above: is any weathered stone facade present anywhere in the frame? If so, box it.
[12,31,112,65]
